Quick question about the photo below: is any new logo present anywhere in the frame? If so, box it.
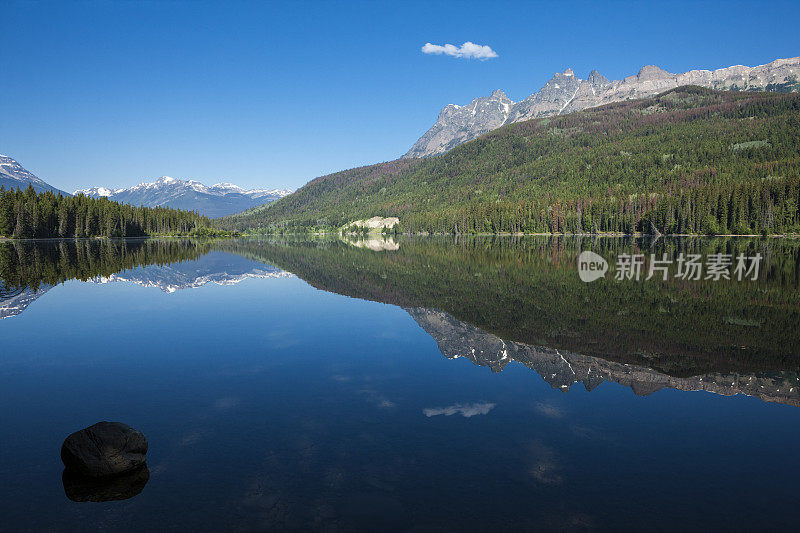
[578,251,608,282]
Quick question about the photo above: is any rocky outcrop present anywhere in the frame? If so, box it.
[61,422,148,478]
[406,307,800,406]
[404,57,800,158]
[343,216,400,231]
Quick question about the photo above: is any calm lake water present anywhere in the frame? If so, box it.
[1,236,799,531]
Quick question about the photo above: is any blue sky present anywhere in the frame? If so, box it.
[2,0,798,192]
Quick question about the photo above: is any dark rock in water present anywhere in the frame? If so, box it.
[62,465,149,502]
[61,422,148,478]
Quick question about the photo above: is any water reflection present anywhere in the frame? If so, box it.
[93,251,291,293]
[409,306,800,406]
[62,466,150,502]
[0,239,290,317]
[2,236,799,407]
[341,235,400,251]
[0,283,53,320]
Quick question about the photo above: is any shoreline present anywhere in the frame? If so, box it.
[3,232,800,242]
[238,231,800,238]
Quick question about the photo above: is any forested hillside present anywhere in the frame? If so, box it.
[218,87,800,235]
[0,185,215,238]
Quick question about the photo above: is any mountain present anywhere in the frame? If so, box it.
[405,57,800,158]
[0,155,68,195]
[217,87,800,235]
[75,177,292,218]
[407,307,800,407]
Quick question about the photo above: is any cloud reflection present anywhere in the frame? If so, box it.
[423,402,495,418]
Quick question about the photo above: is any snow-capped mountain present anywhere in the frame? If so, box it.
[75,177,292,218]
[0,155,68,195]
[405,56,800,158]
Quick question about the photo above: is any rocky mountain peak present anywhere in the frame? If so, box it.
[587,69,611,88]
[637,64,672,80]
[403,89,517,158]
[404,56,800,158]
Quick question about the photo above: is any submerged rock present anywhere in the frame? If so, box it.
[61,422,148,478]
[62,465,149,502]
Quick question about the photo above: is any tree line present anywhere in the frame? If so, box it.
[0,185,216,238]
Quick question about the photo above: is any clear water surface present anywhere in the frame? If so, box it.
[1,237,798,531]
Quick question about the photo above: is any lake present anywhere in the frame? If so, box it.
[1,236,798,531]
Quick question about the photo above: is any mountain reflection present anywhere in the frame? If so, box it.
[0,239,290,318]
[409,306,800,407]
[2,236,799,406]
[93,251,291,293]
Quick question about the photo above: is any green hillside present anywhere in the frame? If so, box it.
[218,86,800,235]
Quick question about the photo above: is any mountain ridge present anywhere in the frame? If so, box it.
[0,155,68,196]
[405,56,800,158]
[75,176,292,218]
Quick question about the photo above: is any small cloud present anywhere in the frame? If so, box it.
[421,41,498,60]
[423,402,495,418]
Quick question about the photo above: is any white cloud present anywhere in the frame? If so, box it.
[423,402,496,418]
[421,41,498,60]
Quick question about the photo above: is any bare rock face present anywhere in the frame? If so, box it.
[404,56,800,158]
[61,422,148,478]
[403,89,514,158]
